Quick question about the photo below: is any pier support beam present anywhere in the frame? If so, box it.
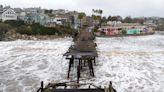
[67,56,74,79]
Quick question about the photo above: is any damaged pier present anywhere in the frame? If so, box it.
[63,28,98,83]
[36,28,117,92]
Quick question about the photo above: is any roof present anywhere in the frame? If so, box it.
[0,8,17,15]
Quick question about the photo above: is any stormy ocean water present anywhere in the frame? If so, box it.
[0,34,164,92]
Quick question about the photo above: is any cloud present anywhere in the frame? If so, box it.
[0,0,164,17]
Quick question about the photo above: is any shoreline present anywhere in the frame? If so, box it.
[1,33,71,41]
[1,31,163,41]
[96,32,155,38]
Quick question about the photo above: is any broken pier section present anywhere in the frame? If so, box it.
[64,28,98,83]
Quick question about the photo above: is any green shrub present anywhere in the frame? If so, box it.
[0,23,11,33]
[122,28,127,34]
[93,26,99,32]
[16,26,31,35]
[2,21,75,35]
[4,20,26,27]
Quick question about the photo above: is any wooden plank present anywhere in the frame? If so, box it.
[50,89,104,92]
[64,52,98,57]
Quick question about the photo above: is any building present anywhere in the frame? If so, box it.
[52,9,68,15]
[17,12,26,20]
[49,17,68,25]
[68,11,80,29]
[127,28,140,35]
[99,26,120,36]
[48,14,70,26]
[24,13,49,26]
[107,21,122,26]
[98,22,154,36]
[0,8,17,22]
[14,8,22,13]
[118,23,140,27]
[24,7,42,14]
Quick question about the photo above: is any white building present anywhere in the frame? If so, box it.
[0,8,17,22]
[107,21,122,26]
[49,17,68,25]
[24,7,42,14]
[17,12,26,20]
[52,9,68,15]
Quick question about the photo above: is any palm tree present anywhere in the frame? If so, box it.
[98,9,103,27]
[92,9,95,13]
[92,9,103,27]
[99,9,103,16]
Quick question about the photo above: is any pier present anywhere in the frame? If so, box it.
[63,28,97,83]
[36,28,116,92]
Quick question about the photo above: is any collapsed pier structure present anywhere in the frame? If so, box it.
[36,28,116,92]
[63,28,97,82]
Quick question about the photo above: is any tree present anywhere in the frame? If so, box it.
[92,9,103,16]
[102,17,107,23]
[92,9,103,27]
[110,16,118,21]
[107,16,123,21]
[92,15,98,20]
[99,10,103,14]
[107,16,112,21]
[98,9,103,27]
[123,16,133,23]
[44,9,53,14]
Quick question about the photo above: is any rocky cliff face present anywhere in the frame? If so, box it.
[1,31,67,41]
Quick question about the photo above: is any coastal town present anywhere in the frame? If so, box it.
[0,4,164,40]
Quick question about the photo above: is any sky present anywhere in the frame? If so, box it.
[0,0,164,18]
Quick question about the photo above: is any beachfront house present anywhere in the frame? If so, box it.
[0,8,17,22]
[13,8,26,21]
[24,13,49,26]
[97,22,155,36]
[107,21,122,26]
[99,26,120,36]
[49,15,69,26]
[127,28,140,35]
[17,12,26,20]
[14,8,22,14]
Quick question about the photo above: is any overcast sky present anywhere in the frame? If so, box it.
[0,0,164,17]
